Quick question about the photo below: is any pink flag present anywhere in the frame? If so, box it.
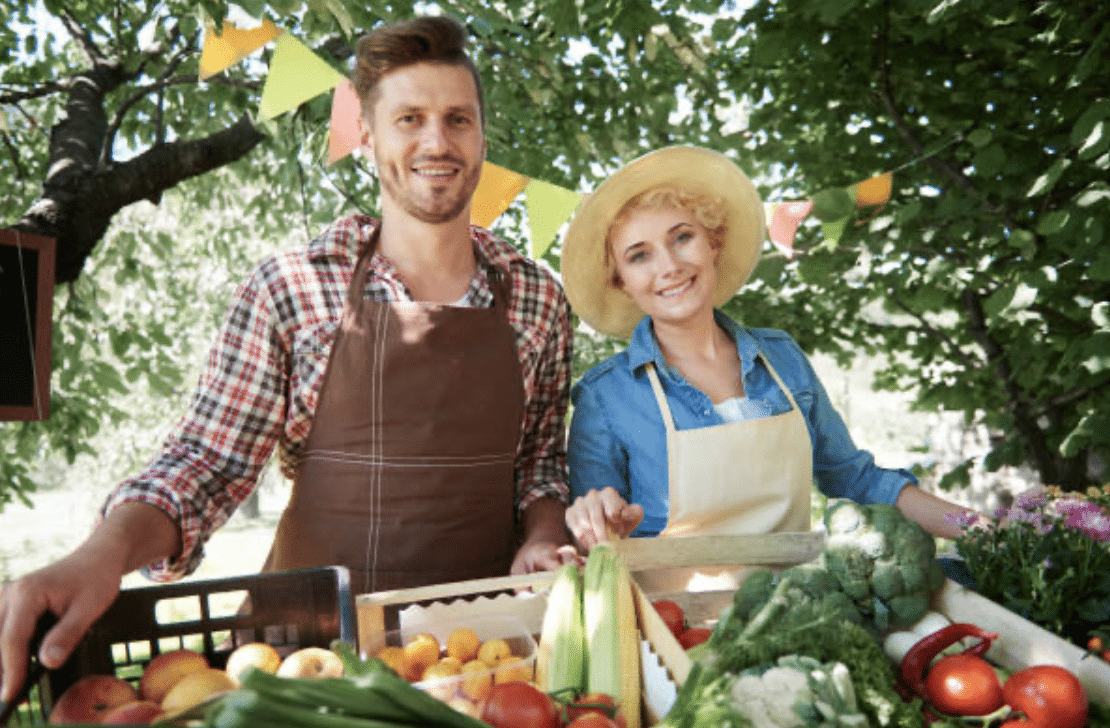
[327,79,361,164]
[768,200,814,256]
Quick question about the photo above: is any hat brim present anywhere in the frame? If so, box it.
[562,146,765,338]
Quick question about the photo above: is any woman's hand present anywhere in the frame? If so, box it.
[565,487,644,552]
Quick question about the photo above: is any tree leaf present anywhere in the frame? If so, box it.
[1026,158,1071,198]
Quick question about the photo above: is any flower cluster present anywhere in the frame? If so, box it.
[954,484,1110,644]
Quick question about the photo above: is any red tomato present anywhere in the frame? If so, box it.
[1003,665,1088,728]
[565,693,625,727]
[481,681,560,728]
[924,653,1004,716]
[566,714,621,728]
[652,599,686,639]
[1089,636,1104,652]
[678,627,712,649]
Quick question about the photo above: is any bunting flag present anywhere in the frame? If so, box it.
[852,171,893,207]
[524,179,584,258]
[257,33,344,121]
[327,79,361,164]
[470,162,530,229]
[198,19,281,80]
[767,200,814,257]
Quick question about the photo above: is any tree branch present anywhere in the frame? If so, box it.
[59,8,108,66]
[0,82,68,105]
[961,288,1059,481]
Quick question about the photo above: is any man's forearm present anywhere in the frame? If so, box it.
[84,501,182,574]
[520,495,572,545]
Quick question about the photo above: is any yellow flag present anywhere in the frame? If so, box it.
[524,179,583,259]
[257,34,344,121]
[852,172,893,206]
[327,79,361,165]
[470,162,530,229]
[198,19,281,80]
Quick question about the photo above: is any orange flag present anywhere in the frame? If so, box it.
[768,200,814,256]
[852,172,893,206]
[470,162,530,229]
[199,19,281,80]
[327,79,361,164]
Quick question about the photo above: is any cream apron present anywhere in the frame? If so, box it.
[634,354,813,595]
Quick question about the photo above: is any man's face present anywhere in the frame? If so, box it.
[361,62,486,225]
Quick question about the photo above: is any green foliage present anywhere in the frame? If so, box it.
[1,0,1108,511]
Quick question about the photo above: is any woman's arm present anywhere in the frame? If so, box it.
[895,484,979,540]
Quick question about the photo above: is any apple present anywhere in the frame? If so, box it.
[48,674,138,725]
[139,648,209,704]
[101,700,165,725]
[225,642,282,684]
[160,667,237,715]
[276,646,344,679]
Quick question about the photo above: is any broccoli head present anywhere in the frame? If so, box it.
[822,500,943,630]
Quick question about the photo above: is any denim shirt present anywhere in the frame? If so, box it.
[567,311,915,536]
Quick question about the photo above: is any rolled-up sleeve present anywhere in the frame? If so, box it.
[101,269,288,581]
[795,346,914,505]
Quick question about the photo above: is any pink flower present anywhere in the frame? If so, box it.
[1053,499,1110,542]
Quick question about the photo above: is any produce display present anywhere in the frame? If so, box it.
[24,498,1110,727]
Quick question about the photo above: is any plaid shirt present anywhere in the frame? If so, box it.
[103,213,572,581]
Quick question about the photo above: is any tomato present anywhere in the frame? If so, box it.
[566,713,621,728]
[481,681,560,728]
[1002,665,1088,728]
[1089,636,1104,652]
[923,653,1004,716]
[652,599,686,639]
[678,627,712,649]
[565,693,625,728]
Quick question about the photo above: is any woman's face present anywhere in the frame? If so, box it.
[609,205,720,330]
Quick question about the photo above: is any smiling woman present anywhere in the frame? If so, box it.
[558,145,977,593]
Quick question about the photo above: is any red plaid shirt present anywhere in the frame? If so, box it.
[103,214,572,580]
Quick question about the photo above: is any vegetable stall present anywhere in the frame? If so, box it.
[5,500,1110,727]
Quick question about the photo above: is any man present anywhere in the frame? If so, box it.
[0,15,575,702]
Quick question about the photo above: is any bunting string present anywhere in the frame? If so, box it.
[200,18,900,257]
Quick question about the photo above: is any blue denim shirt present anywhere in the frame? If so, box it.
[568,311,916,536]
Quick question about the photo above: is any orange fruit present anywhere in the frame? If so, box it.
[376,646,404,675]
[459,659,493,703]
[476,638,511,668]
[400,635,441,682]
[446,628,481,663]
[493,656,533,684]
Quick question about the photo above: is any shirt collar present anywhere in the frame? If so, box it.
[626,310,762,380]
[307,213,525,278]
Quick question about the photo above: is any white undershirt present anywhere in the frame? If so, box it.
[713,396,773,422]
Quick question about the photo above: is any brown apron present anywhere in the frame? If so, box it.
[265,228,525,593]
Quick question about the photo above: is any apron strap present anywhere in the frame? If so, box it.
[645,363,677,433]
[645,349,802,431]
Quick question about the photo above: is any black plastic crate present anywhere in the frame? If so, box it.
[2,566,354,725]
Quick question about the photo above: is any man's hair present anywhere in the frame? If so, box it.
[352,15,484,125]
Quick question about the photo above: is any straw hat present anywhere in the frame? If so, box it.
[561,146,765,338]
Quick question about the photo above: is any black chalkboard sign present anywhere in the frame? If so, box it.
[0,228,54,420]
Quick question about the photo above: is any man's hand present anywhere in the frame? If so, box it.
[510,496,578,574]
[0,502,180,704]
[565,487,644,552]
[0,549,124,704]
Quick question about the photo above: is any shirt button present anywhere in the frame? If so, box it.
[703,409,710,415]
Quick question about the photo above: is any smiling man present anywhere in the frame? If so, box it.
[0,15,576,703]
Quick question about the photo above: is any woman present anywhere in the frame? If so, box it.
[560,146,974,590]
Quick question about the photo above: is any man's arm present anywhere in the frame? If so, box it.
[510,283,575,573]
[0,503,180,702]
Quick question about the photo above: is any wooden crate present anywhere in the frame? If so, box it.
[356,570,688,727]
